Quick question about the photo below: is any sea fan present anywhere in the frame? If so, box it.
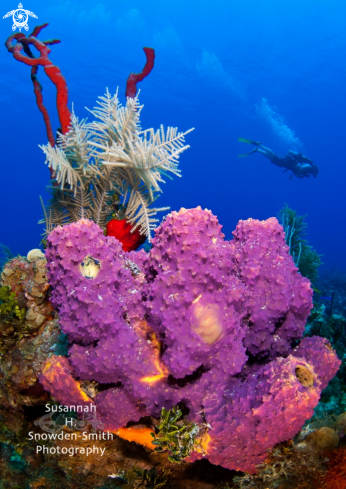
[39,90,193,240]
[277,203,323,283]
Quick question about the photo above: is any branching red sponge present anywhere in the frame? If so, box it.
[5,24,71,140]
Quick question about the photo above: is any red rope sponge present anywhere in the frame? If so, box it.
[5,24,71,137]
[125,47,155,98]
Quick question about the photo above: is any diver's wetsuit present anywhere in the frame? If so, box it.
[238,140,319,179]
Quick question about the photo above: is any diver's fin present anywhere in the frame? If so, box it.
[238,137,262,146]
[238,148,258,157]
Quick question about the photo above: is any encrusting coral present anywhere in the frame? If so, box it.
[39,207,341,474]
[304,426,340,450]
[0,250,62,411]
[324,447,346,489]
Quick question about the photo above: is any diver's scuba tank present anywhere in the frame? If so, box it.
[288,150,313,164]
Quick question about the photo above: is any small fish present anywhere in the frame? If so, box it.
[320,296,333,301]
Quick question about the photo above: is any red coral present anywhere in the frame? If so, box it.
[325,447,346,489]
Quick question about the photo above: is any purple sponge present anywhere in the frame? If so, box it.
[189,335,339,473]
[144,207,248,379]
[231,217,313,359]
[43,209,340,473]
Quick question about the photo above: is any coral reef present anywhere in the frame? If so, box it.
[0,420,171,489]
[40,207,340,473]
[4,22,344,489]
[231,440,328,489]
[234,409,346,488]
[325,447,346,489]
[317,269,346,317]
[305,305,346,417]
[0,244,14,274]
[0,250,65,488]
[151,405,206,463]
[0,251,61,410]
[0,285,26,324]
[111,466,170,488]
[40,355,93,408]
[304,426,340,450]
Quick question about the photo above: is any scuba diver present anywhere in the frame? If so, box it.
[238,138,319,179]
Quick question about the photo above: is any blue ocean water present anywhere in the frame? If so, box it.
[0,0,345,272]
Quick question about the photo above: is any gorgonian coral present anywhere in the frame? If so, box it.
[39,91,193,240]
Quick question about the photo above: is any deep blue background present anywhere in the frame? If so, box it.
[1,0,345,272]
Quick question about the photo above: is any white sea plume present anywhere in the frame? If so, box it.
[39,89,193,240]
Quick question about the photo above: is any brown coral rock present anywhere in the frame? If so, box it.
[0,254,61,410]
[1,254,52,319]
[336,411,346,431]
[305,426,340,451]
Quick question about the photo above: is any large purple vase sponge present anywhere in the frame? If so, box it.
[42,208,341,473]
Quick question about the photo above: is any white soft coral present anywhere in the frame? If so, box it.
[39,89,193,239]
